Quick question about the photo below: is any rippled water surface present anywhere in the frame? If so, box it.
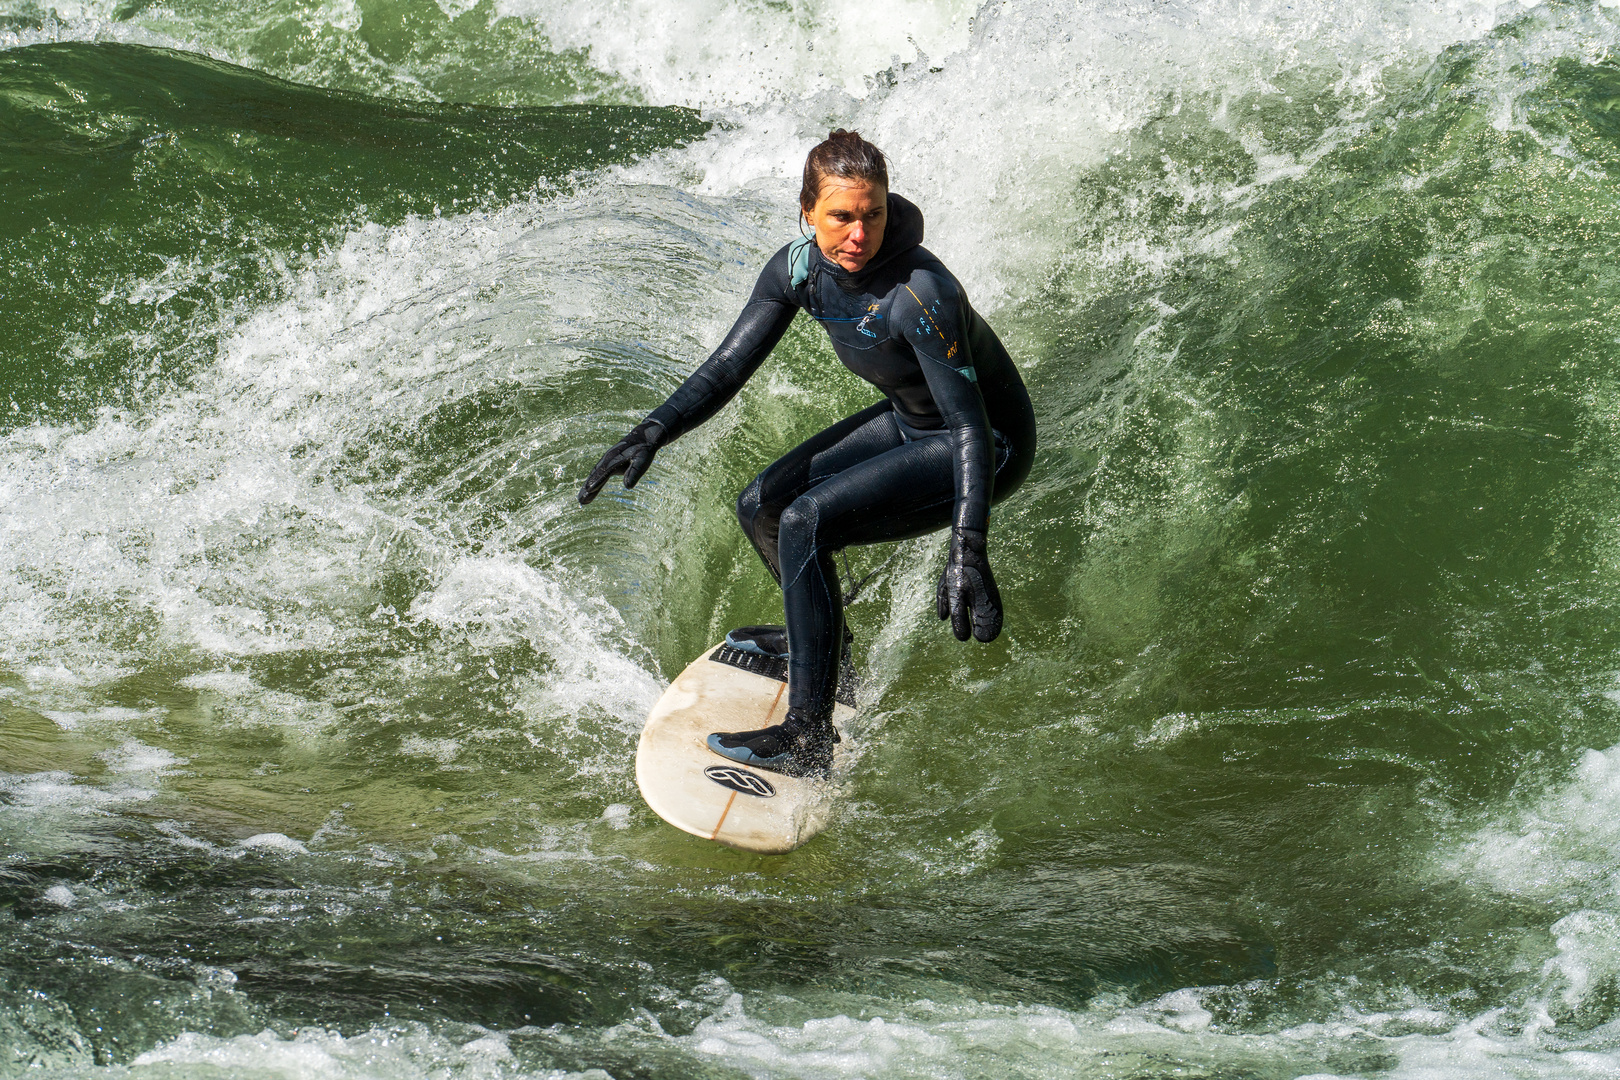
[8,0,1620,1076]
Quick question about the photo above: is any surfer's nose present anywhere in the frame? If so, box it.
[847,219,866,246]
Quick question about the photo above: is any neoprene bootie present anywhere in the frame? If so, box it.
[706,706,839,777]
[723,624,855,660]
[725,625,789,658]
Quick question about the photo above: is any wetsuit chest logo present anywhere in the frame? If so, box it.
[856,303,882,339]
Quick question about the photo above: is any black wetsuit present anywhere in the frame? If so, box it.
[646,193,1036,715]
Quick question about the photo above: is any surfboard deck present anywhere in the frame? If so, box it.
[635,641,857,854]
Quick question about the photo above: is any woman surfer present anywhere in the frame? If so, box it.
[578,130,1037,776]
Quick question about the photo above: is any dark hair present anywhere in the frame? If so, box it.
[800,129,888,209]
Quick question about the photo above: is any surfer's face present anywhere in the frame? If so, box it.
[803,179,887,273]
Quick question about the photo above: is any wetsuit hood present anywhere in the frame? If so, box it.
[790,193,925,289]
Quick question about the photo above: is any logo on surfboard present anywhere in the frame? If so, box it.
[704,765,777,798]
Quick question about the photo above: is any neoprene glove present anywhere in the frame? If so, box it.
[937,527,1003,643]
[578,420,666,505]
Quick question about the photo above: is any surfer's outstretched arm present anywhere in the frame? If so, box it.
[577,249,800,505]
[646,247,800,440]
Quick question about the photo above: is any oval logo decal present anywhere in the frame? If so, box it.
[704,765,776,798]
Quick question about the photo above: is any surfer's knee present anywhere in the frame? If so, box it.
[776,496,826,592]
[777,495,822,553]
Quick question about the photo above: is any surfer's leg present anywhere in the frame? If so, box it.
[708,407,907,775]
[776,435,965,717]
[735,400,900,583]
[713,427,1030,774]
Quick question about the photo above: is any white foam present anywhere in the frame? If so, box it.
[39,705,146,732]
[30,982,1620,1080]
[669,985,1620,1080]
[0,770,157,813]
[0,769,164,860]
[179,670,263,696]
[0,2,231,56]
[237,832,310,854]
[1441,741,1620,1024]
[42,884,77,908]
[398,734,463,763]
[130,1025,548,1079]
[415,556,662,732]
[98,740,187,775]
[499,0,974,107]
[1451,744,1620,905]
[594,0,1514,324]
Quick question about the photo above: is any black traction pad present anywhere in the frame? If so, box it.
[708,644,860,709]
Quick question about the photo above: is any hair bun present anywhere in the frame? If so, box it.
[801,130,889,209]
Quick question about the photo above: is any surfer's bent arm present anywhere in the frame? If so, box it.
[645,246,800,441]
[895,272,996,536]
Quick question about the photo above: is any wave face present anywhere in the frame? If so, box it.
[0,41,704,418]
[8,0,1620,1076]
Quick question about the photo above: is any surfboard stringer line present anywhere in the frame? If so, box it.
[708,680,787,840]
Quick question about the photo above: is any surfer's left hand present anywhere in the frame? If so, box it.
[578,419,666,505]
[937,528,1002,643]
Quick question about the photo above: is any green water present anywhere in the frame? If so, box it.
[0,41,701,417]
[7,0,1620,1077]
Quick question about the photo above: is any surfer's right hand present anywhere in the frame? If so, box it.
[578,420,666,505]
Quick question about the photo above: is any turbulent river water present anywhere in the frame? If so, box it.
[9,0,1620,1075]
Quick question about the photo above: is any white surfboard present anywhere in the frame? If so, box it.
[635,640,857,854]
